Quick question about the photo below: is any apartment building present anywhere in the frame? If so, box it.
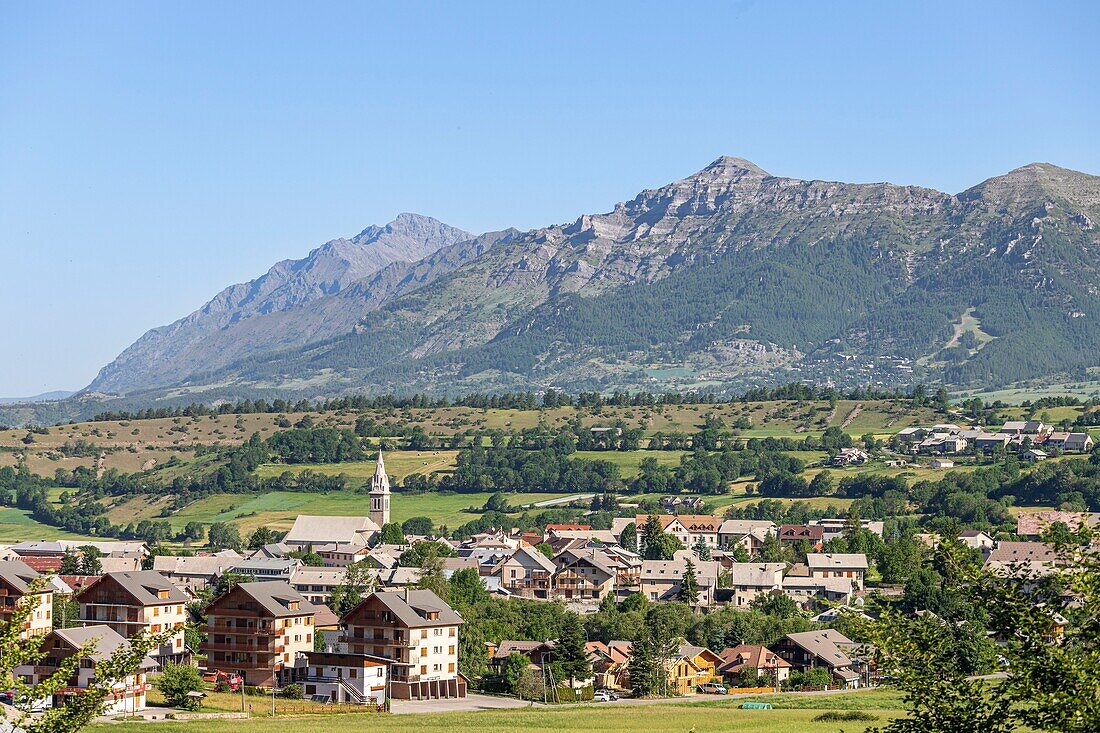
[340,589,465,700]
[202,580,317,687]
[75,571,189,665]
[0,560,53,638]
[15,625,157,713]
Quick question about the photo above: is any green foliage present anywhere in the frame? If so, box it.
[156,663,205,710]
[207,521,242,551]
[401,516,434,535]
[379,522,405,544]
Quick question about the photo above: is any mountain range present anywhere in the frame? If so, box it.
[5,157,1099,424]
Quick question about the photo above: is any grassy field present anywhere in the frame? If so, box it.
[255,450,461,485]
[571,450,688,476]
[91,689,904,732]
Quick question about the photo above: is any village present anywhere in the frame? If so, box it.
[1,448,1094,722]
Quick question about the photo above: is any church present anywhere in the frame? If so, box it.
[369,450,391,528]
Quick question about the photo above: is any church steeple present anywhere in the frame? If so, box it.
[369,450,390,527]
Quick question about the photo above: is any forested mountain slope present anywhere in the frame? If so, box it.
[23,157,1099,425]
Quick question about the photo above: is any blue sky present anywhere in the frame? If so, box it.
[1,1,1097,396]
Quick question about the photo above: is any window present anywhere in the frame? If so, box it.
[448,663,455,673]
[420,665,427,675]
[448,646,455,655]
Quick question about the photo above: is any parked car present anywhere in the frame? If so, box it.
[593,689,619,702]
[697,682,728,695]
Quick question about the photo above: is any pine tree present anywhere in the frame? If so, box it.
[679,559,700,604]
[628,632,657,697]
[693,535,711,561]
[555,612,591,685]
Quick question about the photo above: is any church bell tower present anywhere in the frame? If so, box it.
[369,450,391,527]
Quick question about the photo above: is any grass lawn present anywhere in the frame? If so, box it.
[162,490,573,536]
[570,450,688,476]
[92,690,903,732]
[0,507,92,541]
[255,450,461,485]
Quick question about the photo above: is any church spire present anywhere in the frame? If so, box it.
[369,449,390,527]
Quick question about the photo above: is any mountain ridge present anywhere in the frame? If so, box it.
[14,156,1097,426]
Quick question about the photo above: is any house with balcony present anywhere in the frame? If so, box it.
[552,548,617,602]
[297,651,388,706]
[771,629,872,688]
[291,566,350,606]
[14,625,157,714]
[202,580,317,687]
[495,546,555,599]
[712,563,785,608]
[0,560,53,638]
[340,589,465,700]
[75,571,190,666]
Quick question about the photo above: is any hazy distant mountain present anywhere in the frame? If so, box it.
[0,390,76,405]
[27,157,1100,422]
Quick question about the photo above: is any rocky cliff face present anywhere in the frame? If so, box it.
[83,158,1100,404]
[87,213,472,394]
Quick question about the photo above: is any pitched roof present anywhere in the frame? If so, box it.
[285,515,380,544]
[806,553,869,571]
[717,645,791,672]
[725,562,786,586]
[506,546,556,574]
[779,524,824,541]
[636,514,722,533]
[81,571,189,605]
[152,554,240,576]
[346,589,463,628]
[987,541,1056,563]
[232,580,318,617]
[781,630,857,668]
[53,624,158,668]
[0,560,43,594]
[718,519,776,536]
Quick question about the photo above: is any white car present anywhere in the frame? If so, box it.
[697,682,728,695]
[593,690,618,702]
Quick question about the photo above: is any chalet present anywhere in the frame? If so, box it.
[983,541,1059,581]
[778,524,824,551]
[587,640,632,691]
[203,580,317,687]
[0,560,53,638]
[717,645,791,685]
[315,543,373,567]
[340,589,465,700]
[660,496,706,512]
[76,571,190,666]
[15,625,156,713]
[284,515,379,553]
[298,651,388,705]
[1001,421,1049,436]
[771,629,870,688]
[552,548,617,602]
[831,447,868,466]
[806,553,868,590]
[718,520,776,552]
[974,433,1011,452]
[666,643,722,695]
[495,546,555,599]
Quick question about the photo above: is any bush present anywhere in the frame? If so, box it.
[812,710,878,722]
[280,683,304,699]
[155,663,205,710]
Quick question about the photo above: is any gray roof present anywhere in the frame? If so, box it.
[782,630,856,668]
[54,624,158,668]
[91,571,190,605]
[286,515,379,544]
[152,554,240,577]
[0,560,41,594]
[234,580,318,617]
[806,553,869,571]
[359,590,463,628]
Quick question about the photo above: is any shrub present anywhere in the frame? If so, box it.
[155,663,205,710]
[280,683,304,699]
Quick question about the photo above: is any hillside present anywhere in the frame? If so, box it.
[5,158,1099,425]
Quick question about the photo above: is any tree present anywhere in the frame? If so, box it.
[417,553,450,601]
[0,578,168,732]
[555,612,591,685]
[750,591,799,618]
[379,522,405,545]
[628,631,658,697]
[401,516,434,536]
[329,560,376,616]
[59,548,81,575]
[157,663,205,710]
[207,522,241,551]
[618,521,637,551]
[1039,520,1074,547]
[247,526,275,549]
[535,542,555,559]
[399,540,456,568]
[758,532,786,562]
[448,568,489,608]
[808,470,835,496]
[214,571,247,596]
[692,535,711,561]
[182,521,205,542]
[503,652,531,694]
[679,560,699,604]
